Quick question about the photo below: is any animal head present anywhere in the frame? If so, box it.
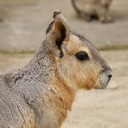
[101,0,113,8]
[44,11,112,90]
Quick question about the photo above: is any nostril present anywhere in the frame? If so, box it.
[108,74,112,80]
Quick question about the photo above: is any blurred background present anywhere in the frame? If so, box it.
[0,0,128,52]
[0,0,128,128]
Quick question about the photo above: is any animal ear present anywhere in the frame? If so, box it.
[46,11,70,58]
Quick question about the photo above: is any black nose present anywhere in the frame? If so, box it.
[108,72,112,81]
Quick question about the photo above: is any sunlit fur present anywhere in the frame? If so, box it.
[0,11,112,128]
[54,35,102,91]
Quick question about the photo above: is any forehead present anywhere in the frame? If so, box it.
[66,34,90,54]
[67,33,108,69]
[68,33,99,54]
[70,33,103,60]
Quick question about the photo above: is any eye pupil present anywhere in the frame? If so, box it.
[75,51,89,61]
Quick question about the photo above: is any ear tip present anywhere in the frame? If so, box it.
[53,10,61,19]
[53,10,68,25]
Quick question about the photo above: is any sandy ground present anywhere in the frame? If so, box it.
[0,50,128,128]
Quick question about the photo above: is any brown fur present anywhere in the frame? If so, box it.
[71,0,113,23]
[0,11,112,128]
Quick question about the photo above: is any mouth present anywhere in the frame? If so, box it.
[101,80,110,89]
[94,72,112,89]
[94,83,109,89]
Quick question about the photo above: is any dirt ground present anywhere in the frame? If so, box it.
[0,50,128,128]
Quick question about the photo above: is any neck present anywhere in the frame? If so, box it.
[44,72,76,125]
[26,41,76,108]
[25,44,76,125]
[26,42,55,80]
[4,41,76,127]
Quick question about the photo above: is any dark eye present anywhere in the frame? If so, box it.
[75,51,89,61]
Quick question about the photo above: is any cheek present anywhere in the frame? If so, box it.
[75,64,101,89]
[71,62,100,89]
[57,59,101,90]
